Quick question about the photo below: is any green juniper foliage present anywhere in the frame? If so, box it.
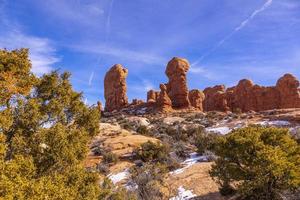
[0,48,101,200]
[210,126,300,200]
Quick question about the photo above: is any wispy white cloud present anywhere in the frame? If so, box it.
[192,0,273,66]
[190,66,205,74]
[71,43,166,65]
[0,31,60,75]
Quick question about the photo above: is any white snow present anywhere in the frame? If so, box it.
[136,107,147,114]
[108,169,130,184]
[254,120,291,127]
[205,126,231,135]
[170,153,207,175]
[169,186,197,200]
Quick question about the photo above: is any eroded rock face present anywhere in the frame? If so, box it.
[203,85,228,112]
[204,74,299,112]
[104,64,128,112]
[147,90,159,103]
[157,84,172,112]
[165,57,190,108]
[276,74,300,108]
[189,89,205,111]
[234,79,257,112]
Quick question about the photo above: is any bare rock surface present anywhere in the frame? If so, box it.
[104,64,128,112]
[166,57,190,108]
[276,73,300,108]
[189,89,205,111]
[157,84,173,112]
[203,85,228,112]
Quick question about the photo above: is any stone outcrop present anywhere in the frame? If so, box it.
[189,89,205,111]
[104,64,128,112]
[203,85,228,112]
[157,84,172,112]
[102,58,299,114]
[204,73,300,112]
[131,99,144,106]
[147,90,159,103]
[276,73,300,108]
[165,57,190,108]
[234,79,257,112]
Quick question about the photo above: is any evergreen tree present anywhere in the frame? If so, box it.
[0,48,101,200]
[210,126,300,200]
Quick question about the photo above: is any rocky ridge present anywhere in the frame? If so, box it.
[103,57,299,114]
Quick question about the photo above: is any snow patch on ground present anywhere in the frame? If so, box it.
[108,169,130,184]
[254,120,291,127]
[170,153,207,175]
[205,126,231,135]
[169,186,197,200]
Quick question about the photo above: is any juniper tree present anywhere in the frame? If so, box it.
[210,126,300,200]
[0,48,101,199]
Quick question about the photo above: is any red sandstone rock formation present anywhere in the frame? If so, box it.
[104,64,128,112]
[203,85,228,112]
[131,99,144,106]
[189,89,205,111]
[157,84,172,112]
[276,73,300,108]
[204,74,299,112]
[234,79,257,112]
[253,86,280,111]
[147,90,159,103]
[165,57,190,108]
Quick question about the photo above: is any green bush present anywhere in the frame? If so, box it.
[102,152,119,165]
[194,129,219,154]
[136,125,149,135]
[210,127,300,200]
[135,141,169,163]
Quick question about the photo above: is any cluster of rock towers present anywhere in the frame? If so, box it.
[104,57,300,113]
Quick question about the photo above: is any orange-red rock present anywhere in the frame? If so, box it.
[157,84,172,112]
[203,85,228,112]
[104,64,128,112]
[276,73,300,108]
[165,57,190,108]
[147,90,159,103]
[131,99,144,105]
[189,89,205,111]
[233,79,257,112]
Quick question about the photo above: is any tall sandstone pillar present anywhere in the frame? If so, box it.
[104,64,128,112]
[165,57,190,108]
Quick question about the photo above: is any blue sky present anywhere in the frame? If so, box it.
[0,0,299,104]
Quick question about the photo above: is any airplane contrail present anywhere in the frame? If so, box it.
[89,0,114,87]
[88,71,94,86]
[192,0,273,66]
[105,0,114,42]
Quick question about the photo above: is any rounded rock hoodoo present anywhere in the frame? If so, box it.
[165,57,190,108]
[104,64,128,112]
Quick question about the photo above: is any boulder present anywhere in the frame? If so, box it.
[165,57,190,108]
[104,64,128,112]
[189,89,205,111]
